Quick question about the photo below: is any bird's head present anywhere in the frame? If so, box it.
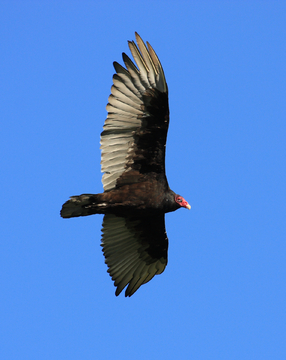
[175,194,191,210]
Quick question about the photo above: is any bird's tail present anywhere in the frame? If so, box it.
[60,194,105,218]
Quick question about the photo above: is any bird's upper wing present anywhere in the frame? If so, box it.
[101,213,168,297]
[100,32,169,191]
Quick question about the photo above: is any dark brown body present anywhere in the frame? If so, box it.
[61,179,181,219]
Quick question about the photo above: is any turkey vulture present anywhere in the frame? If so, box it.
[61,33,190,297]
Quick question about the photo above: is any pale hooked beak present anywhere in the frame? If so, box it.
[186,203,191,210]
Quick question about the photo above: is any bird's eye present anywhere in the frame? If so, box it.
[177,197,182,202]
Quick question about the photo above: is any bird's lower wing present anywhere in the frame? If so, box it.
[101,213,168,297]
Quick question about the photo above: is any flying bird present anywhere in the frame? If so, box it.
[61,33,190,297]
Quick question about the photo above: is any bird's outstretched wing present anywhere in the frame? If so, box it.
[100,33,169,191]
[101,214,168,297]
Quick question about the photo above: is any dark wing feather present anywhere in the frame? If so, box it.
[100,32,169,191]
[101,214,168,297]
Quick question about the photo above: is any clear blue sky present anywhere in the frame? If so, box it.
[1,2,286,359]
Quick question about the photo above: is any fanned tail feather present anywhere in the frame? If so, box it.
[60,194,104,218]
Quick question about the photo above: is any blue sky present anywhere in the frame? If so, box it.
[1,1,286,359]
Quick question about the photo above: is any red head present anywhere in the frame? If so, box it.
[175,195,191,210]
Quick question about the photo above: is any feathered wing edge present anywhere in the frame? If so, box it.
[101,214,168,297]
[100,33,168,191]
